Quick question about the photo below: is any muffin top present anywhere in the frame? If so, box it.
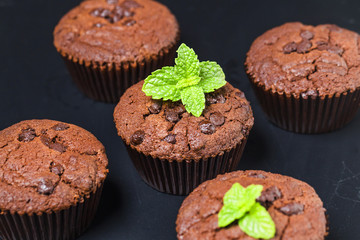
[114,81,254,161]
[245,22,360,97]
[0,120,108,214]
[176,170,327,240]
[53,0,179,63]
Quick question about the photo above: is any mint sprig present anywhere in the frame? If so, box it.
[142,43,226,117]
[218,183,276,240]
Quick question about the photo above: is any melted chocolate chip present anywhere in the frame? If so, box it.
[257,186,282,204]
[124,10,134,17]
[37,178,55,195]
[123,19,136,26]
[114,6,125,18]
[149,101,162,114]
[248,172,267,179]
[297,40,312,54]
[50,162,64,175]
[51,123,69,131]
[18,128,36,142]
[235,91,245,98]
[121,0,142,9]
[130,130,145,145]
[300,30,314,40]
[91,8,105,17]
[206,93,226,105]
[317,42,344,55]
[209,112,225,126]
[283,42,297,54]
[50,142,67,153]
[94,23,104,28]
[279,203,304,216]
[165,110,180,123]
[199,120,216,134]
[40,135,67,153]
[164,134,176,144]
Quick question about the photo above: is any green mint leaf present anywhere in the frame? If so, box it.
[218,184,263,228]
[180,86,205,117]
[198,61,226,93]
[238,202,276,240]
[142,67,181,101]
[175,43,200,78]
[142,43,227,117]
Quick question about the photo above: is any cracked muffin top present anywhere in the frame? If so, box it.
[0,120,108,214]
[53,0,179,63]
[176,170,327,240]
[245,22,360,97]
[113,81,254,161]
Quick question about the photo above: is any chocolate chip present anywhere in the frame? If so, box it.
[91,8,105,17]
[51,123,69,131]
[50,162,64,175]
[37,178,55,195]
[130,130,145,145]
[94,23,104,28]
[106,0,118,4]
[301,89,318,98]
[149,101,162,114]
[209,112,225,126]
[199,120,216,134]
[50,142,67,153]
[317,41,329,51]
[165,110,180,123]
[235,91,245,98]
[41,135,67,153]
[124,10,134,17]
[300,30,314,40]
[114,6,125,18]
[164,134,176,144]
[112,14,123,23]
[248,172,267,179]
[123,18,136,26]
[327,45,344,55]
[206,93,226,105]
[18,128,36,142]
[121,0,142,9]
[257,186,282,204]
[297,40,312,54]
[100,9,112,18]
[283,42,297,54]
[279,203,304,216]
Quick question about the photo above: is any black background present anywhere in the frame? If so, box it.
[1,0,360,239]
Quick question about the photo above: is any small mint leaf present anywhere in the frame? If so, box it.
[180,86,205,117]
[238,202,276,240]
[176,75,201,89]
[198,61,226,93]
[175,43,200,78]
[218,184,264,228]
[142,67,181,101]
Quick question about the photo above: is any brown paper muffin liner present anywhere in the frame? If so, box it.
[251,82,360,134]
[0,184,104,240]
[124,138,248,196]
[59,41,179,103]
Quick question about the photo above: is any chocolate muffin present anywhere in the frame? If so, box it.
[114,80,254,195]
[176,170,327,240]
[245,22,360,133]
[54,0,180,103]
[0,120,108,240]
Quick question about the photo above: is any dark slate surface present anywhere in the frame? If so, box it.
[1,0,360,239]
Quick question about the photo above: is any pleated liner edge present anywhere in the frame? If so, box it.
[59,43,178,103]
[125,138,248,196]
[250,81,360,134]
[0,184,104,240]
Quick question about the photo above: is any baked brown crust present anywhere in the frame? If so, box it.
[245,22,360,97]
[113,81,254,161]
[53,0,179,63]
[0,120,108,214]
[176,170,327,240]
